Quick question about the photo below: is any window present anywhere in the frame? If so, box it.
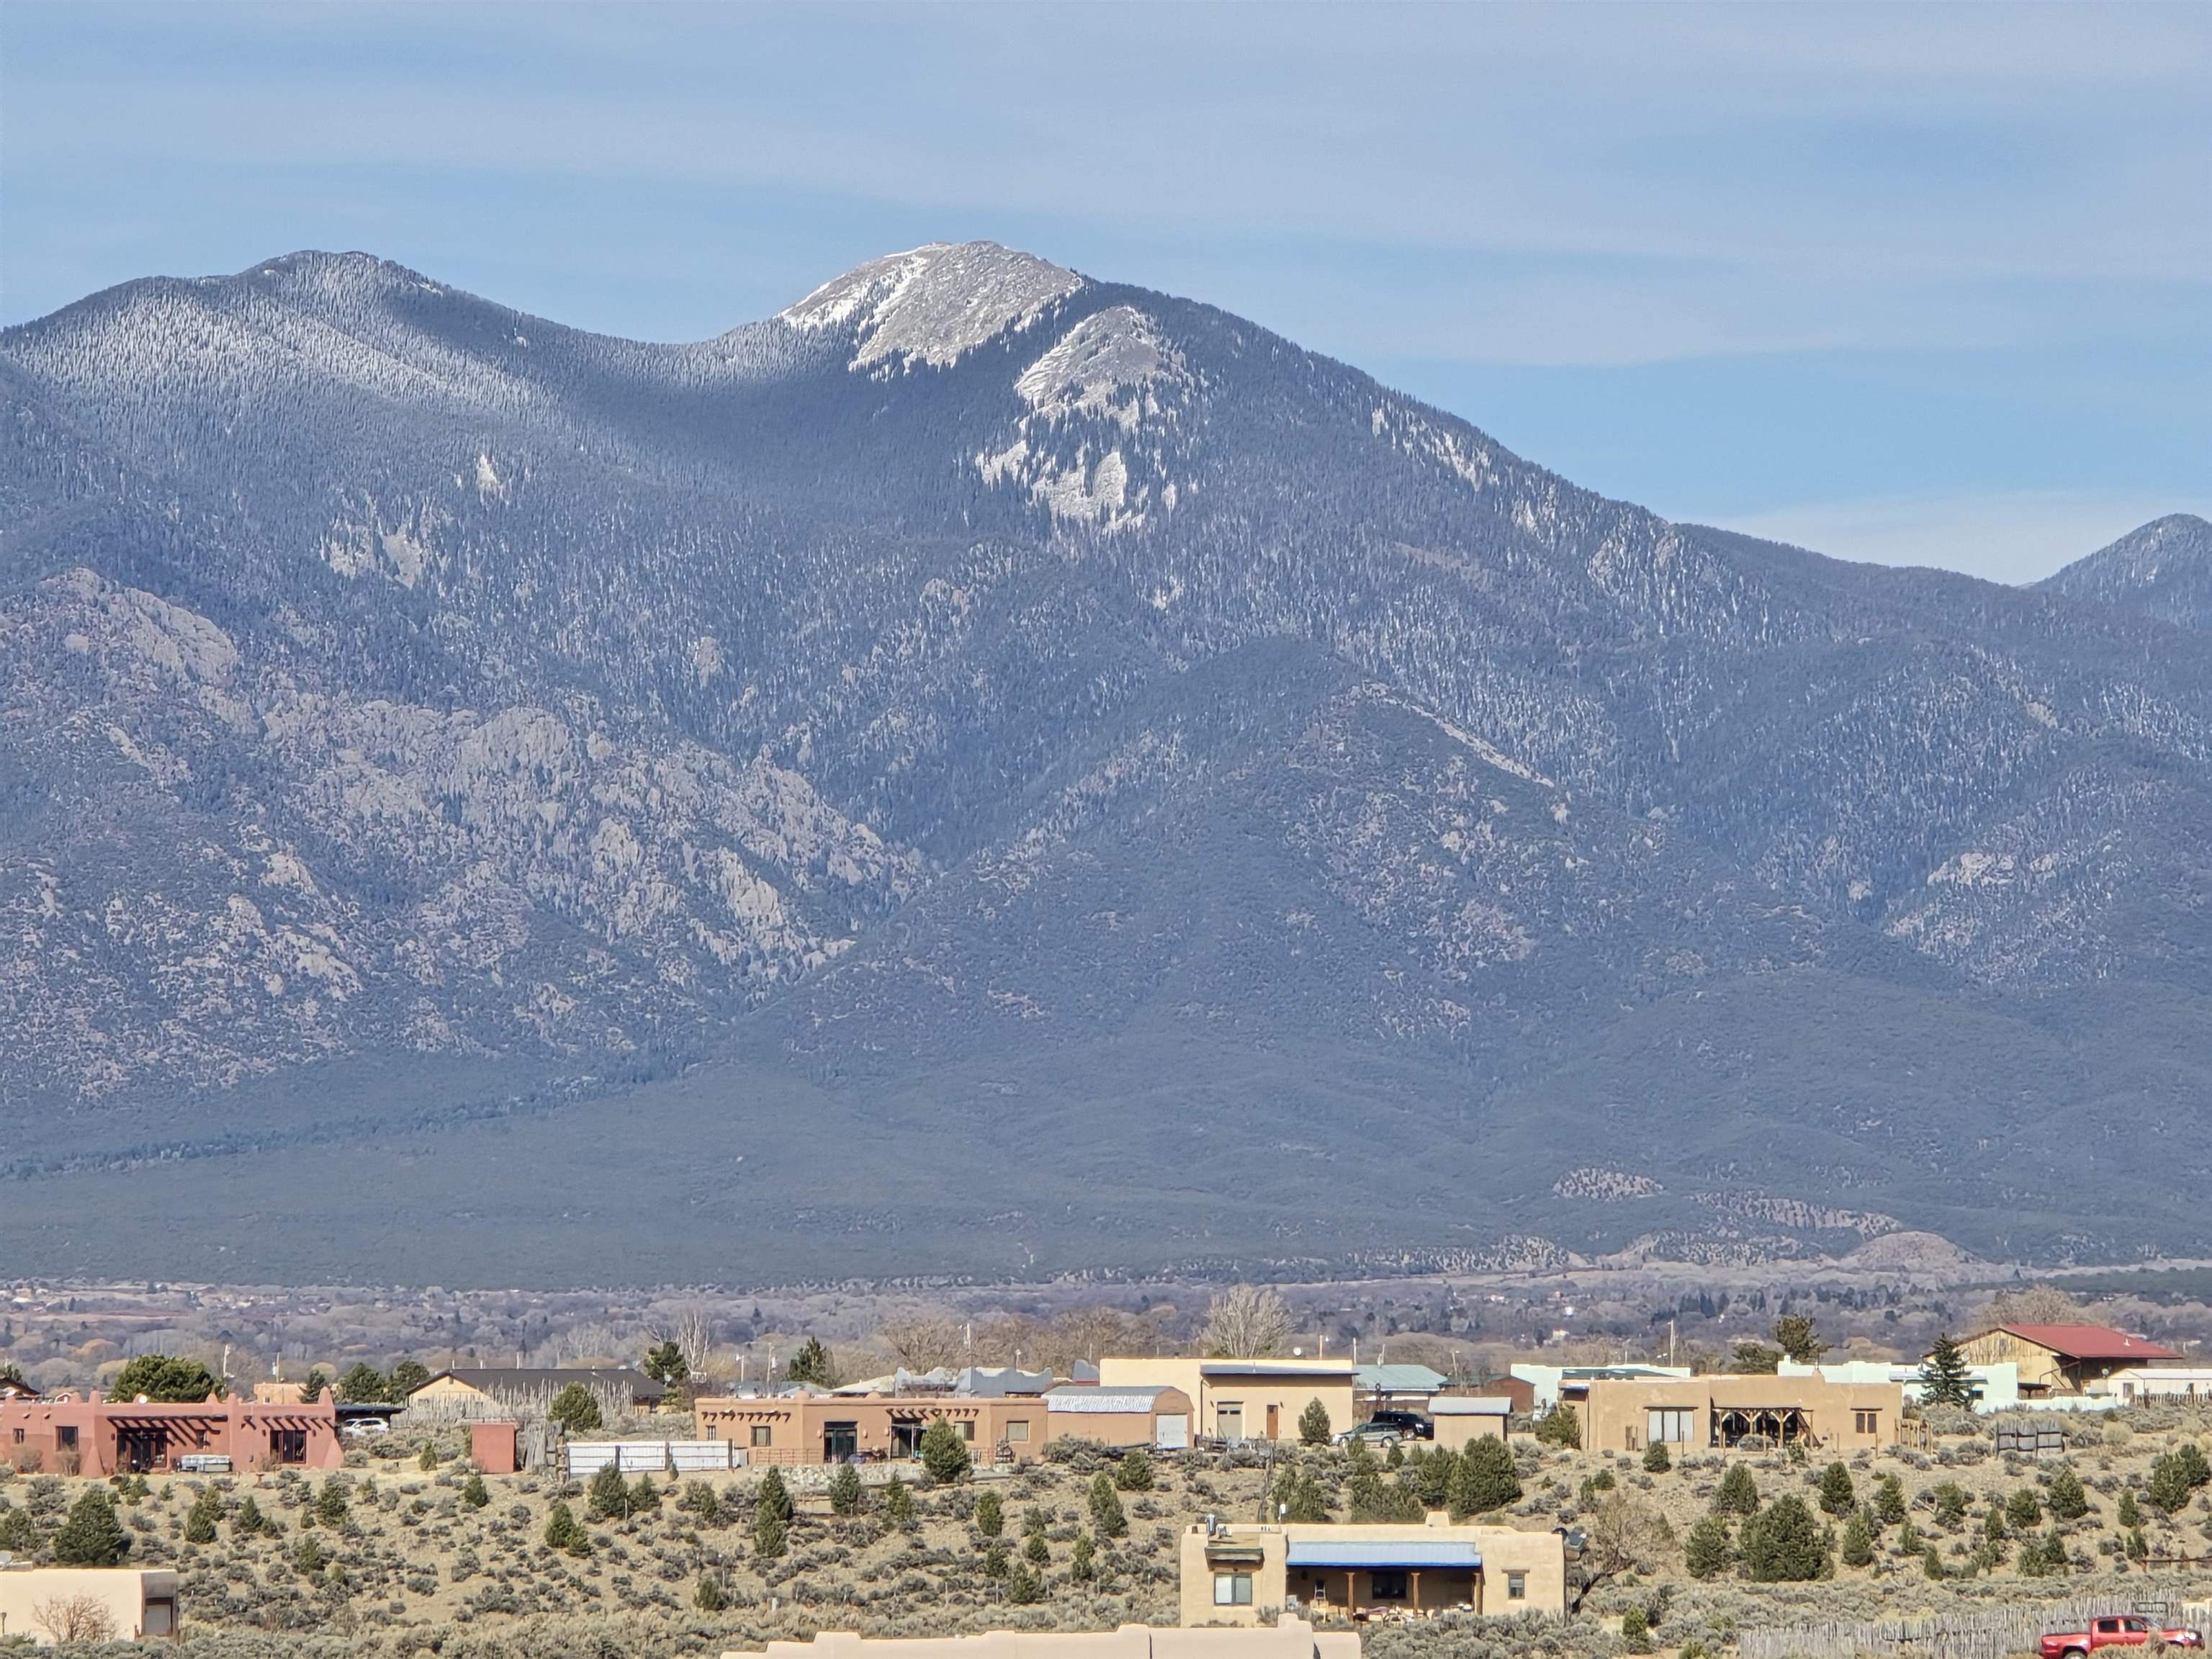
[751,1425,773,1447]
[57,1426,78,1449]
[1007,1420,1030,1443]
[1213,1573,1254,1606]
[1853,1411,1880,1435]
[270,1429,307,1465]
[1506,1572,1527,1601]
[1369,1570,1408,1601]
[1215,1403,1244,1440]
[1646,1408,1693,1445]
[10,1428,20,1444]
[956,1421,975,1442]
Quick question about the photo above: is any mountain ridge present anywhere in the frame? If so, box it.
[2,242,2207,1285]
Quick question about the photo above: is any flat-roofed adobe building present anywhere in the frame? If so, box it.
[1181,1519,1567,1622]
[1954,1326,2183,1398]
[694,1392,1048,1465]
[1574,1373,1902,1456]
[724,1617,1360,1659]
[1426,1397,1511,1449]
[1097,1359,1356,1445]
[0,1393,341,1476]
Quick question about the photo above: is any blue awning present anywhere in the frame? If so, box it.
[1284,1541,1482,1569]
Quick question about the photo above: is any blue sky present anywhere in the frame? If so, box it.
[5,2,2205,582]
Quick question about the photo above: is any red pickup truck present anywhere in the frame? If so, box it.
[2040,1616,2205,1658]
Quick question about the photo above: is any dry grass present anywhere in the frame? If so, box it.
[0,1411,2206,1656]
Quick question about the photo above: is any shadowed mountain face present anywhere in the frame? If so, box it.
[4,243,2208,1285]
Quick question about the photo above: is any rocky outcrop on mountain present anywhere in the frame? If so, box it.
[2,241,2206,1280]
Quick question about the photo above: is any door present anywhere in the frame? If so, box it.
[120,1429,164,1473]
[1265,1404,1281,1440]
[1156,1414,1189,1450]
[822,1422,858,1462]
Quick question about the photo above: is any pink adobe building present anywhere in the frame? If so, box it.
[1,1390,343,1475]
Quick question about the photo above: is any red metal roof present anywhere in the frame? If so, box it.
[1997,1324,2182,1362]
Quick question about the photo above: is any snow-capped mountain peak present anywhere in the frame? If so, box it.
[779,240,1085,369]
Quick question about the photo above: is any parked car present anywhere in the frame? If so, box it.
[2040,1616,2204,1658]
[1337,1410,1433,1445]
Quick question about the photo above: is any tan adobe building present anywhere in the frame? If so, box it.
[1954,1325,2183,1398]
[1426,1397,1511,1449]
[1181,1519,1567,1622]
[0,1567,179,1644]
[724,1617,1359,1659]
[694,1393,1048,1465]
[1097,1359,1357,1444]
[1573,1373,1902,1455]
[1043,1385,1195,1449]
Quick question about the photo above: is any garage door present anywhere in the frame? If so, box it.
[1156,1413,1189,1449]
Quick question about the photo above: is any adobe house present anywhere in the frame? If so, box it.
[1954,1325,2183,1398]
[0,1393,341,1476]
[1426,1397,1511,1449]
[1180,1517,1567,1622]
[1096,1359,1357,1445]
[694,1392,1048,1465]
[723,1617,1360,1659]
[0,1566,179,1644]
[1572,1373,1903,1455]
[1043,1385,1195,1450]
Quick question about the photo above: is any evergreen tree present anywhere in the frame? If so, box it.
[388,1359,431,1397]
[919,1419,971,1483]
[462,1473,490,1509]
[233,1495,269,1538]
[548,1382,603,1434]
[1071,1530,1097,1581]
[1113,1449,1155,1491]
[629,1474,661,1515]
[2116,1488,2142,1529]
[1642,1442,1671,1473]
[314,1480,349,1527]
[751,1502,787,1560]
[1916,1334,1975,1410]
[981,1537,1010,1578]
[784,1337,837,1388]
[1740,1494,1825,1582]
[2174,1441,2211,1489]
[110,1354,220,1403]
[1532,1405,1581,1448]
[1006,1560,1043,1604]
[2005,1487,2042,1529]
[1448,1436,1520,1518]
[2146,1453,2193,1516]
[587,1462,631,1521]
[1730,1342,1782,1375]
[976,1490,1005,1538]
[337,1362,389,1404]
[1840,1511,1875,1567]
[53,1488,131,1566]
[884,1476,916,1524]
[695,1571,727,1611]
[544,1501,590,1556]
[1683,1514,1733,1579]
[184,1485,223,1544]
[1772,1314,1827,1364]
[0,1509,35,1553]
[644,1340,691,1388]
[1276,1465,1332,1524]
[1297,1398,1331,1445]
[1411,1446,1457,1509]
[2046,1465,2089,1521]
[1817,1462,1855,1516]
[299,1370,328,1403]
[1922,1542,1945,1580]
[1089,1470,1128,1538]
[1024,1529,1050,1566]
[295,1534,330,1575]
[756,1467,794,1526]
[827,1462,863,1516]
[1712,1464,1761,1516]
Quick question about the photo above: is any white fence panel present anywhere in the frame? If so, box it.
[669,1441,735,1473]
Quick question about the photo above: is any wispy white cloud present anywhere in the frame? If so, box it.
[1709,492,2212,586]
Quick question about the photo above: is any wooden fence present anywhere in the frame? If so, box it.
[1742,1596,2209,1659]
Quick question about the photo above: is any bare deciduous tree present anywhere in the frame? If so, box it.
[1979,1284,2085,1329]
[35,1594,117,1642]
[670,1306,714,1381]
[878,1316,966,1373]
[1202,1285,1292,1359]
[1568,1489,1674,1613]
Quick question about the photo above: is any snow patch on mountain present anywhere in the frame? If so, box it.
[1014,305,1190,431]
[781,241,1084,371]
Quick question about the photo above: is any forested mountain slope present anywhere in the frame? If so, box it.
[4,243,2206,1282]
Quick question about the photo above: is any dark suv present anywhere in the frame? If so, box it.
[1342,1409,1433,1443]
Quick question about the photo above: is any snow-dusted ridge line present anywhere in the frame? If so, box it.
[779,241,1087,370]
